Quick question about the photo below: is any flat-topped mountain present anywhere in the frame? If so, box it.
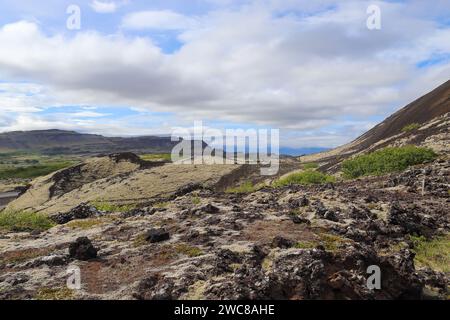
[0,129,177,155]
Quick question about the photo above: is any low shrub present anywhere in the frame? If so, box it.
[303,163,319,170]
[409,234,449,273]
[274,170,335,187]
[401,123,421,133]
[225,181,262,194]
[341,146,437,179]
[0,211,55,232]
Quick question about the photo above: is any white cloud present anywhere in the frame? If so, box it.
[90,0,127,14]
[122,10,199,30]
[0,1,449,147]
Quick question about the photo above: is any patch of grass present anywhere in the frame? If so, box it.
[91,200,136,213]
[318,233,350,252]
[402,123,421,133]
[295,240,317,249]
[303,163,319,170]
[0,161,75,179]
[185,281,207,300]
[35,287,75,300]
[225,181,265,194]
[133,233,148,248]
[192,195,201,205]
[65,218,104,230]
[274,170,335,187]
[174,243,204,257]
[0,211,55,232]
[140,153,172,162]
[341,146,437,179]
[153,201,169,209]
[409,234,449,273]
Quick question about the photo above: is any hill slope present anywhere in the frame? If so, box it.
[301,80,450,171]
[0,129,177,155]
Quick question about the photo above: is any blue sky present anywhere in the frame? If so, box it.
[0,0,449,148]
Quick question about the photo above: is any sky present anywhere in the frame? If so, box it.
[0,0,449,149]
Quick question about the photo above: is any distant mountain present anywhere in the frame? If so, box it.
[301,80,450,171]
[0,129,178,155]
[280,147,329,156]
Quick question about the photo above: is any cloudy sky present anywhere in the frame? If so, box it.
[0,0,449,148]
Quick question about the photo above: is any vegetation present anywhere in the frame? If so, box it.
[402,123,421,133]
[140,153,172,162]
[0,211,55,232]
[295,234,350,252]
[295,241,316,249]
[91,200,135,213]
[192,195,201,205]
[35,287,75,300]
[225,181,264,194]
[153,201,169,208]
[0,161,75,179]
[175,243,204,257]
[341,146,437,179]
[303,163,319,170]
[409,234,449,273]
[274,170,335,187]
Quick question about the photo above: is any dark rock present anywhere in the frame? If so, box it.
[121,207,156,218]
[271,236,295,249]
[174,183,203,197]
[0,273,29,286]
[199,204,220,214]
[51,203,101,224]
[144,228,170,243]
[69,237,98,261]
[32,255,67,267]
[291,215,310,225]
[289,196,309,208]
[134,274,174,300]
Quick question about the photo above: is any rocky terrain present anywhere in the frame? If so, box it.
[0,155,448,300]
[0,82,448,300]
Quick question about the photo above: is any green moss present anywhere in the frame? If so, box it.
[0,211,55,232]
[153,201,169,208]
[65,218,104,230]
[192,195,201,205]
[91,200,136,213]
[274,170,335,187]
[140,153,172,162]
[303,163,319,170]
[409,234,449,273]
[225,181,262,194]
[295,241,317,249]
[35,287,75,300]
[341,146,437,179]
[318,233,349,252]
[175,243,204,257]
[402,123,421,133]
